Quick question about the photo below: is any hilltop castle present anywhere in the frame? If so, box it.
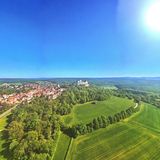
[77,80,89,87]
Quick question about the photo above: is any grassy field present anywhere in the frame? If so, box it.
[0,113,10,160]
[53,132,71,160]
[0,115,8,131]
[66,103,160,160]
[62,96,135,126]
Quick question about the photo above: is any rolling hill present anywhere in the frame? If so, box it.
[65,103,160,160]
[62,96,135,126]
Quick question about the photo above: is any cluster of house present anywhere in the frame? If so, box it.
[0,83,63,106]
[77,80,90,87]
[0,80,89,108]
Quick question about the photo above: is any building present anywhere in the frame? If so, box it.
[0,82,63,105]
[77,80,89,87]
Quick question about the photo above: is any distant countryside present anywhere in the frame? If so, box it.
[0,78,160,160]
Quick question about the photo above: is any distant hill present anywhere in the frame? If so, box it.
[1,77,160,92]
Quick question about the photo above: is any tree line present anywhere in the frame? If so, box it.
[62,105,140,138]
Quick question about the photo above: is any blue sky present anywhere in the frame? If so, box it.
[0,0,160,78]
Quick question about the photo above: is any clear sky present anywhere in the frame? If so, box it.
[0,0,160,78]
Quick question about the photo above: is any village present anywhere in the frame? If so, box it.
[0,82,63,107]
[0,80,90,108]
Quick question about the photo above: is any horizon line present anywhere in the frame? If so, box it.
[0,76,160,79]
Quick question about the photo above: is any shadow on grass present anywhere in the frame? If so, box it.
[6,114,12,128]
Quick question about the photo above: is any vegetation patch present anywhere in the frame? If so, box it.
[53,132,71,160]
[66,103,160,160]
[62,96,134,126]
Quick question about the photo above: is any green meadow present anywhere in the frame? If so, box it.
[62,96,134,126]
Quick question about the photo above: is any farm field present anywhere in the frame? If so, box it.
[66,103,160,160]
[62,96,135,126]
[129,103,160,134]
[53,132,71,160]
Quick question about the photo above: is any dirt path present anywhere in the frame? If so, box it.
[0,105,17,119]
[134,103,138,109]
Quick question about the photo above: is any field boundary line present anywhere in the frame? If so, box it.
[64,137,73,160]
[64,138,73,160]
[87,129,147,160]
[51,131,61,160]
[108,137,151,160]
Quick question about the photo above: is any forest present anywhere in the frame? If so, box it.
[6,86,111,160]
[114,89,160,108]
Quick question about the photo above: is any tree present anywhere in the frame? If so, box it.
[8,121,24,141]
[93,118,99,130]
[108,116,114,124]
